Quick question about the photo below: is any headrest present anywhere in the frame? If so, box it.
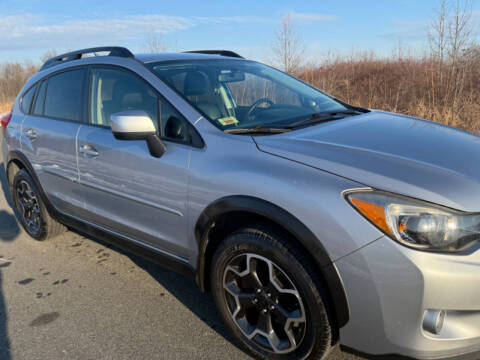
[122,93,143,107]
[184,71,208,96]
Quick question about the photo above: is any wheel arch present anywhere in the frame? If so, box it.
[194,195,350,328]
[6,150,55,213]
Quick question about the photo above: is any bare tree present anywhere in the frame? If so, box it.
[41,50,58,63]
[427,0,475,125]
[449,0,474,60]
[428,0,448,67]
[145,35,167,53]
[272,14,305,74]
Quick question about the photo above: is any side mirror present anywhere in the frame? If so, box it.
[110,110,166,158]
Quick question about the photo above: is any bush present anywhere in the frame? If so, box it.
[0,62,38,112]
[299,48,480,133]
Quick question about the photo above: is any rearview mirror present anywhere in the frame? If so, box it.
[218,70,245,83]
[110,110,166,158]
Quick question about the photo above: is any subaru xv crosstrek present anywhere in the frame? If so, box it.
[2,46,480,360]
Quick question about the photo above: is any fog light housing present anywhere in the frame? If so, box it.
[423,310,446,335]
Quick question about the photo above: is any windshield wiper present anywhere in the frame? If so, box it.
[224,125,290,134]
[285,110,359,129]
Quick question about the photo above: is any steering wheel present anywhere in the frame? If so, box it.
[245,98,274,121]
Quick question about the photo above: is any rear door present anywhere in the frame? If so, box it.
[21,68,87,215]
[76,66,194,258]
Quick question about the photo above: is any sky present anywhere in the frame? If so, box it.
[0,0,479,64]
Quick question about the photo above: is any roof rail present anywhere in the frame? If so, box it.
[40,46,134,71]
[183,50,244,59]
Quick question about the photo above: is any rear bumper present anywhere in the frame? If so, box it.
[336,236,480,359]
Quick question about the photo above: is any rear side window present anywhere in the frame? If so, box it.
[33,80,47,116]
[44,69,84,122]
[21,84,37,114]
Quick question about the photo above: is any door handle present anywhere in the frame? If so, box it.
[79,144,99,157]
[24,128,37,140]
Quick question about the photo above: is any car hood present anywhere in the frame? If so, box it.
[254,111,480,212]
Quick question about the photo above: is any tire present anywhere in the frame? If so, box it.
[11,169,66,241]
[211,225,334,360]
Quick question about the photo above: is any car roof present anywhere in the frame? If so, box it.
[135,52,245,64]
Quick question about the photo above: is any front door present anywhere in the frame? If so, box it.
[76,66,193,259]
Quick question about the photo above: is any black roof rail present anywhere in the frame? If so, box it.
[40,46,134,71]
[183,50,244,59]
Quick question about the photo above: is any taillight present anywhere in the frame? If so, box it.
[1,113,12,134]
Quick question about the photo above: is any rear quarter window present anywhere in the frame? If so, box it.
[33,80,47,116]
[21,84,37,114]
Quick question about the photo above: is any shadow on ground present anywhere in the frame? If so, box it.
[73,230,240,352]
[0,163,12,208]
[0,159,19,360]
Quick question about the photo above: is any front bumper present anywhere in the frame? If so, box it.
[335,236,480,359]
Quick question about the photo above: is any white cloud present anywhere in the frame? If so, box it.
[0,11,338,55]
[0,14,195,46]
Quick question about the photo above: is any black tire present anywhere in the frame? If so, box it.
[11,169,66,241]
[211,225,334,360]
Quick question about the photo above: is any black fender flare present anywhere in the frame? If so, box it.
[194,195,350,328]
[6,150,58,216]
[6,150,35,182]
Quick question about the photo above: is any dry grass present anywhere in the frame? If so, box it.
[299,50,480,133]
[0,102,12,113]
[0,61,38,114]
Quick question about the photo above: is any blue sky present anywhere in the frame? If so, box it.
[0,0,478,63]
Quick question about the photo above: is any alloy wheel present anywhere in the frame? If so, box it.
[16,180,41,234]
[222,253,307,354]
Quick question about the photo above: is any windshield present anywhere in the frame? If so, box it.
[148,59,349,130]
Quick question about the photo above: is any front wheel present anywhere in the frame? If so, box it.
[211,226,334,360]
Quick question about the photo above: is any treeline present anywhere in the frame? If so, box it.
[0,48,479,134]
[0,62,38,112]
[299,46,480,133]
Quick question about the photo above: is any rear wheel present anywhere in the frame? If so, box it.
[211,225,334,360]
[12,169,66,240]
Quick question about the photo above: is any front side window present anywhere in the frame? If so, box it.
[44,69,85,121]
[90,67,194,145]
[21,84,37,114]
[148,60,349,130]
[90,68,159,129]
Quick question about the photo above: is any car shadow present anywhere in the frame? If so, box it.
[0,163,12,208]
[127,254,236,343]
[72,230,240,352]
[0,159,18,360]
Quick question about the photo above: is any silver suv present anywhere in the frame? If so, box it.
[2,47,480,360]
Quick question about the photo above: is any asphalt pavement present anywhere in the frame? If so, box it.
[0,137,379,360]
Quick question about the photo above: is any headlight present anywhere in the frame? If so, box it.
[346,190,480,252]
